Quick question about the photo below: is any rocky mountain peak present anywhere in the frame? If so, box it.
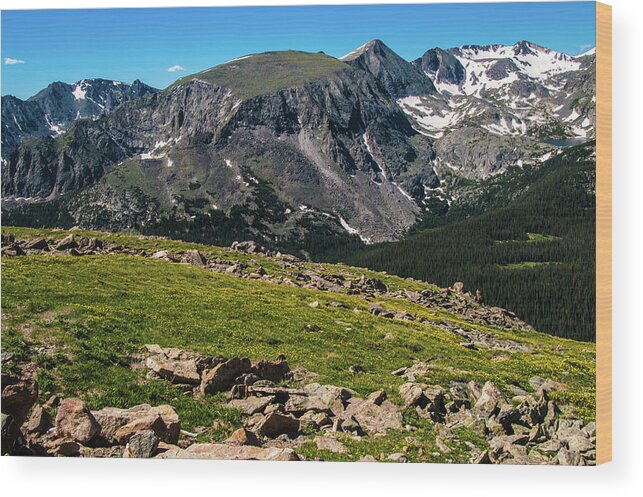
[341,39,436,98]
[512,40,540,56]
[339,39,389,61]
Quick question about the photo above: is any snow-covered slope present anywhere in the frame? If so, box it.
[406,41,596,142]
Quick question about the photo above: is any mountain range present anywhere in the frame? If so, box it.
[1,39,595,250]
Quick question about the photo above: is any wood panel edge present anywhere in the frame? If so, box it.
[595,1,612,465]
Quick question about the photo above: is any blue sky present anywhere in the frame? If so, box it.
[2,2,596,99]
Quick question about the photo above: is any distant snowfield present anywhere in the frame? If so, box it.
[397,96,458,137]
[455,42,581,80]
[402,41,595,142]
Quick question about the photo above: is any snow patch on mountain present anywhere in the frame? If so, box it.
[338,215,372,244]
[340,42,371,61]
[72,82,87,100]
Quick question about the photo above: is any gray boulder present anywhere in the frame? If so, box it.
[125,430,159,458]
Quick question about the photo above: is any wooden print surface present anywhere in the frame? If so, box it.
[0,2,609,465]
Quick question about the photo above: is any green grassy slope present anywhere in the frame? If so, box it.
[2,226,595,461]
[342,143,596,341]
[171,51,348,98]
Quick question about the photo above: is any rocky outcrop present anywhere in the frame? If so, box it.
[2,39,595,250]
[1,372,38,425]
[338,390,403,436]
[106,404,181,445]
[201,358,253,394]
[434,127,529,179]
[144,344,223,386]
[397,374,595,465]
[124,430,159,458]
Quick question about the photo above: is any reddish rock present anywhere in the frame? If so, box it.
[340,395,403,436]
[93,404,180,445]
[249,412,300,438]
[112,405,180,445]
[55,398,100,444]
[145,356,201,385]
[1,375,38,424]
[226,427,261,446]
[25,405,53,434]
[156,443,299,461]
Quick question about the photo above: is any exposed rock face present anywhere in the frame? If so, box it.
[413,47,466,87]
[399,382,446,419]
[25,405,53,435]
[251,359,292,384]
[226,427,261,446]
[397,374,595,465]
[1,413,25,455]
[144,344,222,386]
[228,396,275,416]
[1,79,158,159]
[473,381,507,417]
[284,383,352,417]
[2,121,132,199]
[434,127,528,179]
[314,435,347,453]
[248,412,300,438]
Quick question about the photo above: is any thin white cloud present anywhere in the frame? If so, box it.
[167,65,185,73]
[4,57,25,65]
[577,44,594,55]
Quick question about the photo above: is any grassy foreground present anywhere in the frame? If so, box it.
[1,226,595,462]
